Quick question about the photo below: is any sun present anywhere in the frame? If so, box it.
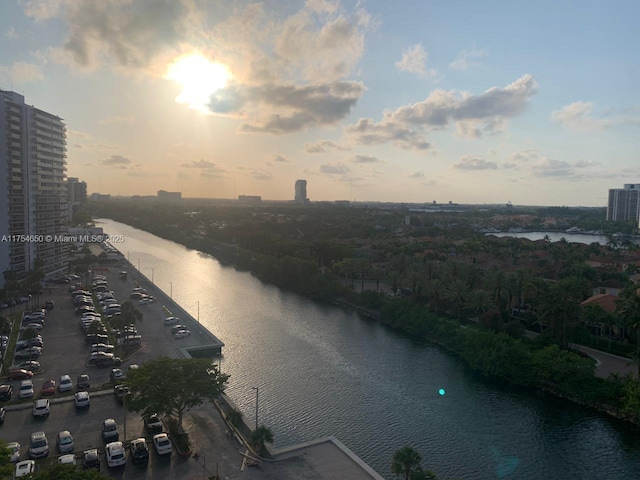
[166,54,231,113]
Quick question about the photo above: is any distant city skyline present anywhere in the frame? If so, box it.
[1,1,638,206]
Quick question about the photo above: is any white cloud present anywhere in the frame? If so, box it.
[450,46,486,70]
[345,74,537,149]
[304,140,349,153]
[99,154,131,166]
[5,26,20,39]
[551,101,640,132]
[452,156,498,170]
[320,163,351,174]
[395,43,437,79]
[350,154,382,163]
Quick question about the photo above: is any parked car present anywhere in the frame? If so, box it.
[77,374,90,390]
[144,413,163,434]
[56,431,74,454]
[74,391,90,409]
[86,334,108,344]
[15,460,35,478]
[44,300,54,310]
[174,329,191,339]
[82,448,100,470]
[95,355,122,368]
[19,380,34,399]
[8,369,32,381]
[153,433,172,455]
[7,441,20,463]
[91,343,115,354]
[22,323,43,331]
[41,380,56,396]
[164,316,179,325]
[0,407,5,424]
[57,454,76,465]
[58,375,73,392]
[102,418,119,442]
[130,438,149,464]
[28,431,49,459]
[110,369,125,382]
[105,441,126,468]
[0,384,13,401]
[14,347,42,360]
[113,385,129,404]
[32,399,50,418]
[171,324,187,334]
[14,361,40,372]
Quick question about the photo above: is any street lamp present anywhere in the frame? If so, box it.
[252,386,259,431]
[170,281,172,299]
[137,258,140,272]
[151,268,154,285]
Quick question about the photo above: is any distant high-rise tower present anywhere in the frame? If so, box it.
[0,90,69,287]
[607,184,640,224]
[295,179,308,204]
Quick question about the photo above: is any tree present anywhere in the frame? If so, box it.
[391,446,422,480]
[251,425,274,456]
[0,441,13,479]
[20,326,38,341]
[616,282,640,375]
[125,357,229,427]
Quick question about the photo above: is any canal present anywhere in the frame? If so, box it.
[98,219,640,480]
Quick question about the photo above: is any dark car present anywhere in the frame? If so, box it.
[170,324,187,335]
[130,438,149,464]
[44,300,54,310]
[95,355,121,368]
[143,413,163,434]
[113,385,129,404]
[77,374,90,390]
[82,448,100,470]
[7,369,33,381]
[0,385,12,401]
[86,334,108,345]
[0,407,5,424]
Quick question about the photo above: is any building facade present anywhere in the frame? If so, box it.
[0,90,69,287]
[607,184,640,225]
[295,179,308,204]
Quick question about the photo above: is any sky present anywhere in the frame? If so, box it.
[1,0,638,206]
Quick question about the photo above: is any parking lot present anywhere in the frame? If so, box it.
[0,264,248,478]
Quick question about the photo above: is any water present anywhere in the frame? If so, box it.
[99,219,640,480]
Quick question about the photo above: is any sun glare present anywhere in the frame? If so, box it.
[166,54,231,113]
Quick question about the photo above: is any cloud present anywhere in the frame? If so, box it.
[304,140,349,153]
[0,62,44,83]
[320,163,351,174]
[409,171,425,178]
[97,115,135,126]
[249,168,273,180]
[395,43,437,78]
[271,155,289,163]
[99,154,131,166]
[551,101,640,132]
[509,149,598,178]
[229,81,365,133]
[181,159,218,169]
[452,155,498,170]
[450,46,486,70]
[345,74,537,148]
[5,27,20,39]
[350,154,382,164]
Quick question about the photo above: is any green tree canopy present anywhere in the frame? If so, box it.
[391,445,422,480]
[125,357,229,427]
[32,463,110,479]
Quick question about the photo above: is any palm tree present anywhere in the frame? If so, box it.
[391,446,422,480]
[251,425,273,457]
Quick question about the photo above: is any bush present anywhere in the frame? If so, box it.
[166,417,191,453]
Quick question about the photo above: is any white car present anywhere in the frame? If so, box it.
[153,433,172,455]
[174,329,191,339]
[7,442,20,463]
[15,460,35,478]
[164,316,179,325]
[74,391,90,408]
[32,399,50,418]
[22,323,43,331]
[19,380,34,399]
[105,441,126,468]
[58,375,73,392]
[58,453,76,465]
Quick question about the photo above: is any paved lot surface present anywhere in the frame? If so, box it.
[0,263,254,479]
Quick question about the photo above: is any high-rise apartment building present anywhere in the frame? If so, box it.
[0,90,69,287]
[607,184,640,224]
[295,179,308,204]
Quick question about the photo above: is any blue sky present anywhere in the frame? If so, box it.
[1,0,638,205]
